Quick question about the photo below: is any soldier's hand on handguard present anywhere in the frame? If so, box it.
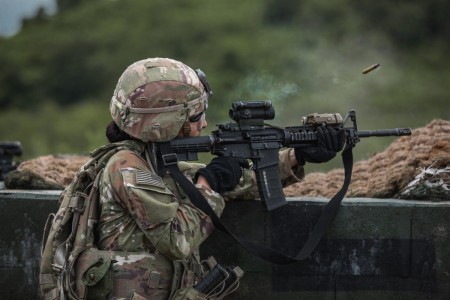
[195,157,249,193]
[294,125,345,166]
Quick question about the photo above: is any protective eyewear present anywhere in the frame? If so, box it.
[189,111,205,123]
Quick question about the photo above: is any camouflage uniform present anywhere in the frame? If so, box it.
[39,58,338,300]
[94,139,303,299]
[76,58,305,299]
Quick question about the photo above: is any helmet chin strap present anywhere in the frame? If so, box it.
[182,120,191,136]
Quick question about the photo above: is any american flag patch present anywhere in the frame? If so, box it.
[135,170,165,188]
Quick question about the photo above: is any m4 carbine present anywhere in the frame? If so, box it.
[166,101,411,211]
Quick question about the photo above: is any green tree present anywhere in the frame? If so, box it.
[0,0,449,162]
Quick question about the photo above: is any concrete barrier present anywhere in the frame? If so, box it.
[0,189,449,299]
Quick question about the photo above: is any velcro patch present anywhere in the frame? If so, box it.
[135,170,165,188]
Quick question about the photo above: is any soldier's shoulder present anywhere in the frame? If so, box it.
[106,149,146,171]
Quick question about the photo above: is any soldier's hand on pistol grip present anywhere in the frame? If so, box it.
[294,125,345,165]
[195,157,249,193]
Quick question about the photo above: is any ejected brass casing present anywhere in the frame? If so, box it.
[362,63,380,74]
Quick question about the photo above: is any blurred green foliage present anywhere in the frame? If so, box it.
[0,0,449,171]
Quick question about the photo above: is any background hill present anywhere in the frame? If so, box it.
[1,0,449,171]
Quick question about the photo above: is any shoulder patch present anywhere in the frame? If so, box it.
[135,170,165,188]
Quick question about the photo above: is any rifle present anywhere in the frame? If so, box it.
[166,100,411,211]
[157,100,412,263]
[0,141,23,181]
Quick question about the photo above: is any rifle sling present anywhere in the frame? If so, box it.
[158,142,354,265]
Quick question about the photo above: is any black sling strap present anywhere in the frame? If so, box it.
[158,142,354,265]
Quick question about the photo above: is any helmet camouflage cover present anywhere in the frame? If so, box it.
[110,58,209,142]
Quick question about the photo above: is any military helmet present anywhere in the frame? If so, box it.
[110,58,212,142]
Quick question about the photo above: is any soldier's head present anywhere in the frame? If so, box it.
[109,57,212,142]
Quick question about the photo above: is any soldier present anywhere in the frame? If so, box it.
[77,57,344,299]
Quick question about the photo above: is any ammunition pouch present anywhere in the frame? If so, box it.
[192,257,244,300]
[169,258,205,300]
[169,256,243,300]
[81,257,114,299]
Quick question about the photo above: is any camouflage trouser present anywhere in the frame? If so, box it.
[75,249,174,299]
[75,249,238,300]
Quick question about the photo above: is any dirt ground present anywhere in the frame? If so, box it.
[5,119,450,200]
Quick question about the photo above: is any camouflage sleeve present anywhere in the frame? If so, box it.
[222,148,305,201]
[173,150,304,201]
[176,161,225,215]
[110,152,224,260]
